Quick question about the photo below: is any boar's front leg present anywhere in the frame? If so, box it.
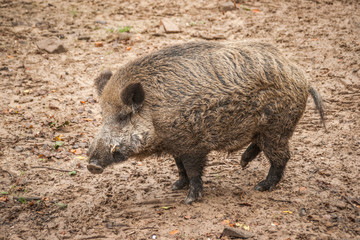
[173,152,207,204]
[172,157,189,190]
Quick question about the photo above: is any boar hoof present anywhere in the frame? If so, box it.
[184,176,203,204]
[171,178,189,190]
[87,164,104,174]
[184,192,202,205]
[240,159,249,169]
[254,180,275,191]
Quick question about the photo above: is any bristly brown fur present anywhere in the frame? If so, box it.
[88,41,326,204]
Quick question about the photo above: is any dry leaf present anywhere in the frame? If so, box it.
[54,135,64,141]
[70,149,82,155]
[0,196,8,202]
[235,223,250,231]
[169,230,179,235]
[222,220,231,225]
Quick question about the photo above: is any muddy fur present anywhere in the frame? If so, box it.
[87,41,325,204]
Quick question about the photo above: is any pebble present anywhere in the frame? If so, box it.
[78,142,88,148]
[221,227,254,239]
[117,32,131,41]
[95,20,107,25]
[160,18,181,33]
[15,146,23,152]
[36,37,67,54]
[78,36,90,41]
[299,207,307,217]
[219,2,237,12]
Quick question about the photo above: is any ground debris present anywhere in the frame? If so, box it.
[160,18,181,33]
[191,32,227,40]
[31,165,74,172]
[78,35,91,41]
[36,37,66,53]
[221,227,255,239]
[219,2,237,12]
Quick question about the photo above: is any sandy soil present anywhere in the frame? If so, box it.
[1,0,359,239]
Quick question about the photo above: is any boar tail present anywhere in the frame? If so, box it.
[308,86,326,131]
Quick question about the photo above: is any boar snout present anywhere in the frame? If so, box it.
[87,161,104,174]
[87,141,128,174]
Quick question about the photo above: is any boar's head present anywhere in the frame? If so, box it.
[87,70,156,174]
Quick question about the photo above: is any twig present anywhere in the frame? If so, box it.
[81,236,106,240]
[14,196,57,203]
[268,197,293,204]
[14,196,42,201]
[31,166,73,172]
[136,198,180,205]
[0,168,13,181]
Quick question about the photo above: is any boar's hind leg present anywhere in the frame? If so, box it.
[174,153,207,204]
[255,138,290,191]
[171,157,189,190]
[241,143,261,168]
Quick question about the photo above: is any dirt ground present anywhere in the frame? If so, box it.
[0,0,359,239]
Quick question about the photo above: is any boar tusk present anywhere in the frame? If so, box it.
[110,144,121,153]
[110,144,116,153]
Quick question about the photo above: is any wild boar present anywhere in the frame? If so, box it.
[87,41,325,204]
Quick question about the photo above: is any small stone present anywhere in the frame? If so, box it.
[160,18,181,33]
[219,2,237,12]
[299,207,307,217]
[221,227,254,239]
[78,36,90,41]
[15,146,23,152]
[36,37,67,54]
[49,104,59,110]
[95,20,107,25]
[117,32,131,41]
[78,142,88,148]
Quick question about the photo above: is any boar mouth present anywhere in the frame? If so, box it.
[111,144,127,163]
[87,162,104,174]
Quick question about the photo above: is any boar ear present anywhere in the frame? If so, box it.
[121,82,145,107]
[94,70,112,96]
